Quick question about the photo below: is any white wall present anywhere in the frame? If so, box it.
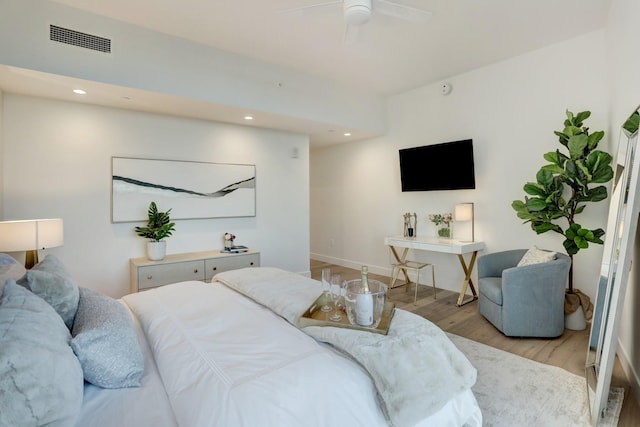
[1,94,310,297]
[311,30,609,299]
[605,0,640,404]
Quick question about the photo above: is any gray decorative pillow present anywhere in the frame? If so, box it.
[0,254,26,296]
[71,287,144,388]
[17,254,79,329]
[517,246,557,267]
[0,280,84,427]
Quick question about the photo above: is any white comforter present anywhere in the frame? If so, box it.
[77,271,481,427]
[214,267,478,426]
[122,280,389,427]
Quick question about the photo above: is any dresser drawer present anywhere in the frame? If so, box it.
[205,253,260,281]
[137,260,206,290]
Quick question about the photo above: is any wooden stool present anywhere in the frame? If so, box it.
[390,260,436,303]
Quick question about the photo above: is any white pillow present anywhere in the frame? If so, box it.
[517,246,557,266]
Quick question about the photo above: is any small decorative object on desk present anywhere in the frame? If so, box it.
[222,233,248,253]
[428,213,452,238]
[403,212,417,238]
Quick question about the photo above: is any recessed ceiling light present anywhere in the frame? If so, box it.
[244,115,254,120]
[73,89,86,95]
[344,132,352,137]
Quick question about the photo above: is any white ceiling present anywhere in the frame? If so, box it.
[0,0,611,145]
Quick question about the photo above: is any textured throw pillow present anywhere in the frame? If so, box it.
[0,280,84,427]
[0,254,27,296]
[71,287,144,388]
[517,246,557,267]
[17,254,80,329]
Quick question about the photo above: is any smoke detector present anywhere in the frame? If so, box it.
[344,0,372,25]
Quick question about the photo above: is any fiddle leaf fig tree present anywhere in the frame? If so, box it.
[512,110,614,293]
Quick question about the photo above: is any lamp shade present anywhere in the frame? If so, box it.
[0,219,64,251]
[454,203,473,222]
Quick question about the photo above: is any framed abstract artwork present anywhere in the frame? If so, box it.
[111,157,256,223]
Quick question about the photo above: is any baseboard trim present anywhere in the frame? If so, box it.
[616,339,640,408]
[310,253,392,278]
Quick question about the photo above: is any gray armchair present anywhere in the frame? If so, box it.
[478,249,571,338]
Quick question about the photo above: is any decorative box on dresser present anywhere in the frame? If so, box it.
[130,249,260,292]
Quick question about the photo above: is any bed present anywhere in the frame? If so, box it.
[0,254,482,427]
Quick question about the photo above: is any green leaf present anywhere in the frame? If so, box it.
[586,150,613,181]
[536,169,554,187]
[533,223,557,234]
[524,183,546,197]
[587,130,604,149]
[623,111,639,135]
[512,200,526,211]
[575,160,592,182]
[541,164,565,175]
[526,198,548,212]
[584,186,608,203]
[544,151,560,165]
[563,239,580,255]
[574,110,591,125]
[568,134,589,159]
[565,160,578,179]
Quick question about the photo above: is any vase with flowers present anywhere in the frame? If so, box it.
[429,213,453,238]
[223,232,236,249]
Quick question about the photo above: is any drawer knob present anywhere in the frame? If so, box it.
[250,262,254,266]
[147,275,153,280]
[212,267,217,271]
[194,269,198,274]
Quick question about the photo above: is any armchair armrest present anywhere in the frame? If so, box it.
[478,249,528,278]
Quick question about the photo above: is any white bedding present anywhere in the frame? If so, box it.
[76,275,482,427]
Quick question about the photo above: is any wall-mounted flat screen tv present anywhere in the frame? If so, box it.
[399,139,475,191]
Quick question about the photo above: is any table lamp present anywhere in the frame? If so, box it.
[0,219,64,268]
[454,203,474,242]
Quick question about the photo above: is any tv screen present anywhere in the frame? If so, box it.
[399,139,475,191]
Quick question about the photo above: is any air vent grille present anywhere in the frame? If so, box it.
[50,25,111,53]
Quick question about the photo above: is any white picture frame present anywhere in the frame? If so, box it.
[111,157,256,223]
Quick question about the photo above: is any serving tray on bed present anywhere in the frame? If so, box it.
[298,293,395,335]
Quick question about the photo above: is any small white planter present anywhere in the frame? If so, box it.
[565,307,587,331]
[146,241,166,261]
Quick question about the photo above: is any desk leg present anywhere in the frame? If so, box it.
[389,246,411,288]
[456,251,479,307]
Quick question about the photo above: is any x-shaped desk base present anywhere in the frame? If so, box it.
[385,236,484,308]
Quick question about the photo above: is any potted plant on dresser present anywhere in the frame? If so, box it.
[135,201,176,261]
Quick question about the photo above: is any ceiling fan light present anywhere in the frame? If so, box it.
[344,0,372,25]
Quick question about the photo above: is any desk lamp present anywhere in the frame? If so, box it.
[454,203,474,242]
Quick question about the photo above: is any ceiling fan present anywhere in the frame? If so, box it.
[281,0,432,43]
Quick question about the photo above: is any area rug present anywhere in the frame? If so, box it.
[448,333,592,427]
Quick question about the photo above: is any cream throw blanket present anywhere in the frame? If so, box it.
[214,267,477,427]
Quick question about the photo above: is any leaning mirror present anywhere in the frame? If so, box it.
[586,106,640,425]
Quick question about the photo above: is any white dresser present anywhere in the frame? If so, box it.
[130,249,260,292]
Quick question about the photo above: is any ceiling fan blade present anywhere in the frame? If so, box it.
[344,23,361,44]
[279,1,342,16]
[373,0,432,23]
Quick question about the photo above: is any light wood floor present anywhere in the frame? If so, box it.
[310,260,639,426]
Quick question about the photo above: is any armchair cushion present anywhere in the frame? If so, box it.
[517,246,557,266]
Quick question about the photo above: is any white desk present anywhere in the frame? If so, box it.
[384,236,485,306]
